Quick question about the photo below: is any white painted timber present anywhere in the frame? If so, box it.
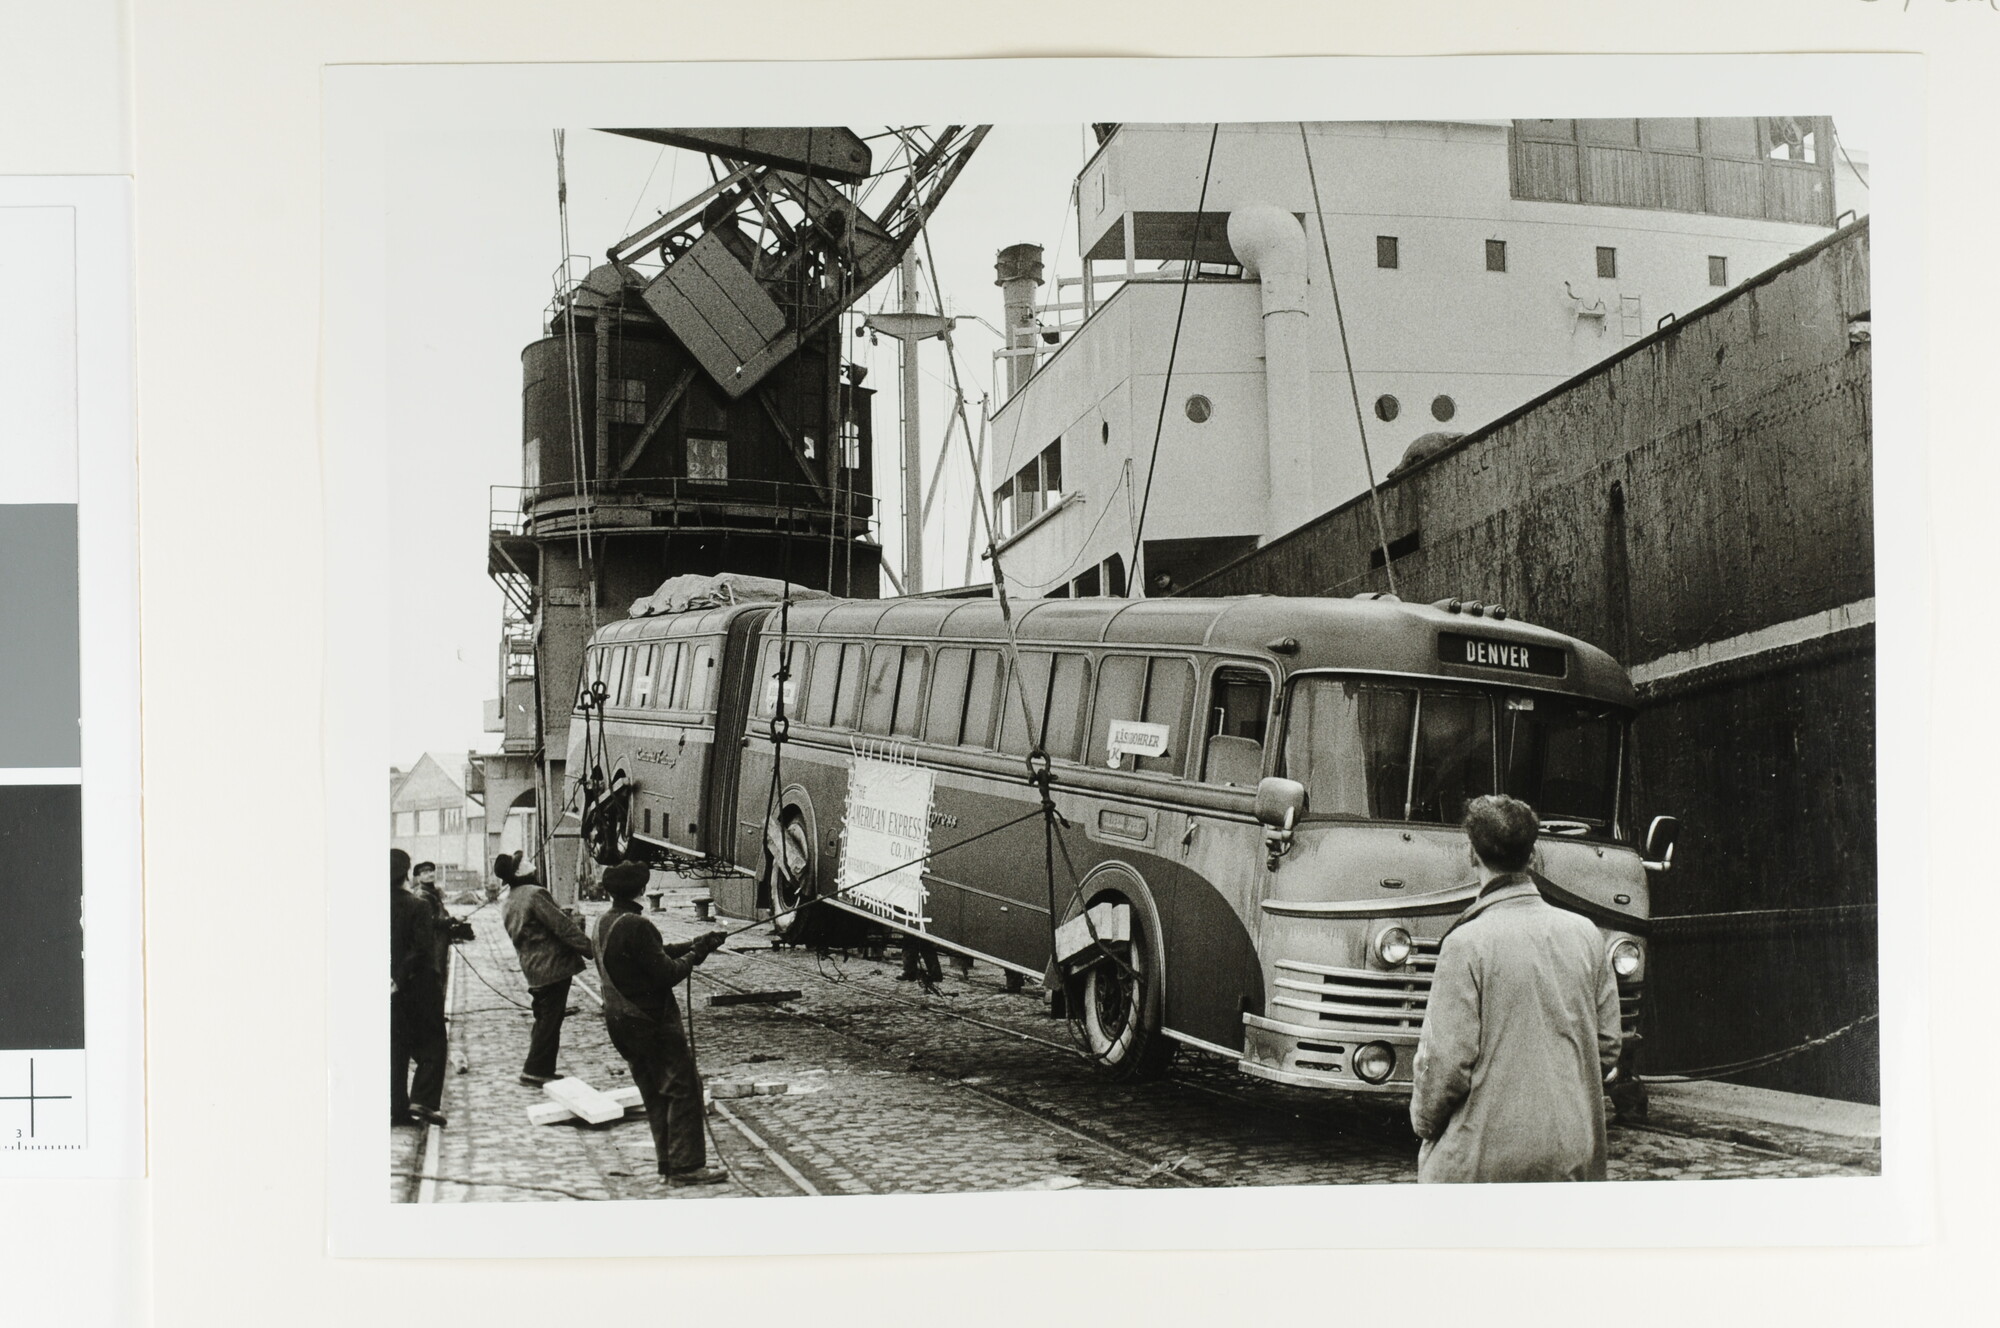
[1054,902,1130,965]
[526,1084,644,1127]
[540,1076,627,1125]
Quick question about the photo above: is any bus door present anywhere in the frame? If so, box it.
[699,612,764,862]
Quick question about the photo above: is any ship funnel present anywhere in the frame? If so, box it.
[995,243,1045,398]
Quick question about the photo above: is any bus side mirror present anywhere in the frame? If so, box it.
[1643,815,1679,873]
[1255,778,1309,870]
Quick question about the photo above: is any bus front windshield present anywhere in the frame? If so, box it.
[1281,676,1624,836]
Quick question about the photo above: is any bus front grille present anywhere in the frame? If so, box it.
[1271,942,1439,1032]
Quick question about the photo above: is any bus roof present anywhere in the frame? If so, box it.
[592,594,1635,705]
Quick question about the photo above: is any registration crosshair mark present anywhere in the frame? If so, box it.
[0,1058,73,1139]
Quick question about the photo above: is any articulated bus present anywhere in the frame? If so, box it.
[567,592,1675,1094]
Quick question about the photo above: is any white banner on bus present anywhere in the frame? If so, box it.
[839,755,936,929]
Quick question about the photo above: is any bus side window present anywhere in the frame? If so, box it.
[1140,658,1194,776]
[962,649,1003,749]
[685,643,716,711]
[1044,653,1091,762]
[1088,656,1146,766]
[753,641,777,717]
[607,646,632,708]
[805,641,844,728]
[926,647,970,743]
[632,640,656,704]
[756,639,802,718]
[860,644,901,734]
[999,653,1053,756]
[655,643,684,709]
[891,646,928,739]
[1201,667,1273,787]
[834,643,867,729]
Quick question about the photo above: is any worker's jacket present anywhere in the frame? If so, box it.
[502,883,594,989]
[1409,875,1622,1183]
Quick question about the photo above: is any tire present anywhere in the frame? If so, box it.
[585,783,636,867]
[1075,897,1175,1080]
[766,811,814,915]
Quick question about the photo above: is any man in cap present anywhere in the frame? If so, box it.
[498,851,595,1087]
[1410,794,1624,1182]
[390,848,448,1126]
[595,860,730,1187]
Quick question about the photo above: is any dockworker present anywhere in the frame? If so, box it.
[595,861,730,1187]
[1409,794,1623,1182]
[410,860,471,981]
[390,848,448,1127]
[498,851,595,1087]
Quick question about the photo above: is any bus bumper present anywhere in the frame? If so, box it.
[1238,1012,1417,1094]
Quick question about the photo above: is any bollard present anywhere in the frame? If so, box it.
[647,891,664,913]
[694,896,713,922]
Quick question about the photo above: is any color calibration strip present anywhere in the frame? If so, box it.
[0,202,88,1151]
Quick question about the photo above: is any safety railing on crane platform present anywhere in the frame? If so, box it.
[489,479,881,540]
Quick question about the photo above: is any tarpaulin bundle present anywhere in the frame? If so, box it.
[627,572,835,618]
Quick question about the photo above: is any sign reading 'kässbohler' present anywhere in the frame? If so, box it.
[839,755,936,929]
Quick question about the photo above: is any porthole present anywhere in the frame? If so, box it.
[1374,394,1400,423]
[1185,394,1212,424]
[1431,395,1456,422]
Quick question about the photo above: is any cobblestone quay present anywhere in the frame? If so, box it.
[391,879,1876,1203]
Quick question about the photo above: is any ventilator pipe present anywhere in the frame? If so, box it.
[1227,205,1315,537]
[994,243,1045,399]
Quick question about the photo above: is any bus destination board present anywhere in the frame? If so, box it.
[1438,631,1568,678]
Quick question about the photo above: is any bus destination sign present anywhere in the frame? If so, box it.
[1438,631,1568,678]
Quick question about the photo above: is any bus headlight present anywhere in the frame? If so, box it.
[1608,937,1644,982]
[1373,926,1414,967]
[1353,1042,1396,1084]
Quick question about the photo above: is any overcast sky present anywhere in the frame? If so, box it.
[386,125,1090,765]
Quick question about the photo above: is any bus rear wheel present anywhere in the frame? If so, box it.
[767,812,814,915]
[1076,903,1174,1080]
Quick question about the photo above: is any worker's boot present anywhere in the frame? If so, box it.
[665,1165,729,1187]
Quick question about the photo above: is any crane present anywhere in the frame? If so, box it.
[596,125,989,401]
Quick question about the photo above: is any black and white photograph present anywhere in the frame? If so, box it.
[326,57,1924,1253]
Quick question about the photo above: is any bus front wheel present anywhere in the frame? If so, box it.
[1076,904,1174,1080]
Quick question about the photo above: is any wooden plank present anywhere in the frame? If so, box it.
[526,1083,644,1127]
[1054,902,1129,965]
[703,989,803,1008]
[541,1075,627,1125]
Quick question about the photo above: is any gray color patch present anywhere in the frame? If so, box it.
[0,504,81,767]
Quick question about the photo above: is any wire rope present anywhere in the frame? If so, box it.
[1299,123,1399,596]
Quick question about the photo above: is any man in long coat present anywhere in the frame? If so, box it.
[1410,794,1623,1182]
[498,851,595,1087]
[390,848,448,1126]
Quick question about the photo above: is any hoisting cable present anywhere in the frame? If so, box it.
[553,130,602,638]
[917,215,1139,1022]
[1638,1012,1879,1085]
[1299,122,1398,597]
[1127,123,1220,594]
